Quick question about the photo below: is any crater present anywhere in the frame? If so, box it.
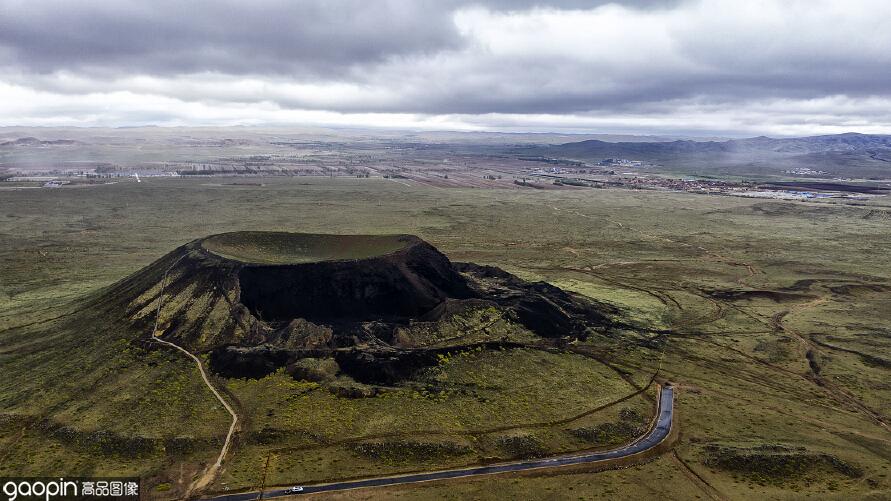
[223,233,476,323]
[112,231,619,384]
[202,231,415,264]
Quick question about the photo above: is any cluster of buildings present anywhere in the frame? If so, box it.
[784,167,828,176]
[598,158,643,167]
[613,176,740,193]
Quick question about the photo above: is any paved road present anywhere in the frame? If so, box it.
[203,385,674,500]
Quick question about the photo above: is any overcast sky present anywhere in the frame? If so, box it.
[1,0,890,136]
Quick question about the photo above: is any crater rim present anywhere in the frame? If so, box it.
[200,231,419,265]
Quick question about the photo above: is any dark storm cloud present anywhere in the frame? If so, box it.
[0,0,682,77]
[0,0,461,76]
[0,0,889,133]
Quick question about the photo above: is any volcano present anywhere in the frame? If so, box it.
[105,232,617,384]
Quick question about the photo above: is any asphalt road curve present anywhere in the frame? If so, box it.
[205,385,674,500]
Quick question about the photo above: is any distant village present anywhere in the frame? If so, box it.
[1,153,885,201]
[522,158,884,201]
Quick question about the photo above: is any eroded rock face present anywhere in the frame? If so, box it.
[107,231,617,385]
[236,236,475,323]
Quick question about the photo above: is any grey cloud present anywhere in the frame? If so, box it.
[462,0,684,10]
[0,0,685,77]
[0,0,889,133]
[0,0,463,76]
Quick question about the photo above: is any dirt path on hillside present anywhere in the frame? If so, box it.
[153,336,240,493]
[151,253,240,495]
[671,450,727,501]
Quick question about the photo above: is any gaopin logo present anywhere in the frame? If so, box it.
[1,478,139,501]
[2,479,78,501]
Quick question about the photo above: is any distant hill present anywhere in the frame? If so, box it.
[540,133,891,179]
[727,133,891,153]
[553,133,891,156]
[0,137,80,147]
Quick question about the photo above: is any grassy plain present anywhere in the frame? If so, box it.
[1,176,890,499]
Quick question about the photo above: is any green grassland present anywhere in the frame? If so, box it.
[201,231,413,264]
[1,176,890,499]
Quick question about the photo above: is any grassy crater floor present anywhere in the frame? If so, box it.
[201,231,415,264]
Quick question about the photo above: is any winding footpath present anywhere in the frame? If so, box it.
[150,254,240,494]
[152,336,239,492]
[203,385,674,500]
